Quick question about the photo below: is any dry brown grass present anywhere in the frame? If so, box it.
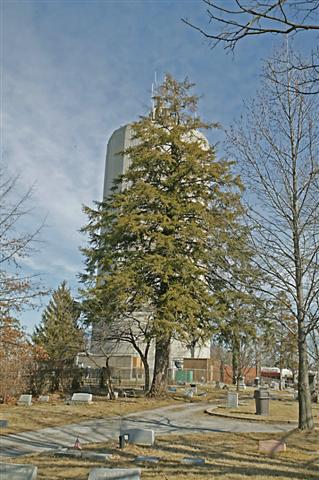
[0,396,175,435]
[0,388,227,435]
[4,429,318,479]
[213,397,319,424]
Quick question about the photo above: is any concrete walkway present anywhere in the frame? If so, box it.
[0,402,292,458]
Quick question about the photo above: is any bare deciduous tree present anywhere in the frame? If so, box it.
[227,49,319,430]
[89,311,154,393]
[183,1,319,93]
[0,169,45,313]
[184,1,319,50]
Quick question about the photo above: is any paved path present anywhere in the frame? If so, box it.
[0,403,292,458]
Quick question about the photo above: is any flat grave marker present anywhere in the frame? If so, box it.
[181,457,205,465]
[82,452,113,462]
[51,449,112,462]
[135,455,159,463]
[0,463,37,480]
[88,468,141,480]
[259,440,287,454]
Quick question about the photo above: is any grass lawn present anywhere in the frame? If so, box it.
[0,389,228,435]
[212,397,319,424]
[0,397,177,435]
[4,429,319,479]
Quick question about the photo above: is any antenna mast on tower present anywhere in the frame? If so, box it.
[151,71,157,120]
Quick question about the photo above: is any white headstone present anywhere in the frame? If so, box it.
[0,463,37,480]
[121,428,155,446]
[88,468,141,480]
[184,389,194,399]
[38,395,49,403]
[227,391,238,408]
[71,393,93,404]
[17,394,32,406]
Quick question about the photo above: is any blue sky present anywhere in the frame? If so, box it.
[2,0,316,333]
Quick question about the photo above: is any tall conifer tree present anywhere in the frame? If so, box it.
[33,281,84,390]
[81,75,245,395]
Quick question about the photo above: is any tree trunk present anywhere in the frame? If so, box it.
[105,357,115,400]
[298,326,314,429]
[232,335,240,385]
[279,351,283,391]
[148,335,170,397]
[220,357,225,382]
[140,354,150,393]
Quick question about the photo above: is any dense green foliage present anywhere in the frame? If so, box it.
[33,281,84,373]
[81,75,248,393]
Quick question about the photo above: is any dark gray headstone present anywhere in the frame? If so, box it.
[181,457,205,465]
[135,455,159,463]
[120,428,154,446]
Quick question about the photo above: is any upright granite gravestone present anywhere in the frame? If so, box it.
[120,428,155,446]
[88,468,141,480]
[71,393,93,404]
[0,463,37,480]
[227,391,239,408]
[17,394,32,406]
[38,395,49,403]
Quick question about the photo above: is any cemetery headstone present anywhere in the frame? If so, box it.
[88,468,141,480]
[38,395,49,403]
[181,457,205,465]
[71,393,93,404]
[167,386,177,392]
[17,394,32,406]
[121,428,155,446]
[270,381,279,390]
[55,449,82,459]
[184,389,194,399]
[82,452,113,462]
[259,440,286,454]
[0,463,37,480]
[190,384,197,394]
[227,391,239,408]
[135,455,159,463]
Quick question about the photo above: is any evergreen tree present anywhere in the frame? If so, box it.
[81,75,245,395]
[33,281,84,390]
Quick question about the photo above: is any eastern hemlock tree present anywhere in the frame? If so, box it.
[227,48,319,430]
[33,281,84,391]
[81,75,245,396]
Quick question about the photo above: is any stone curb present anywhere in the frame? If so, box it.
[204,408,298,425]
